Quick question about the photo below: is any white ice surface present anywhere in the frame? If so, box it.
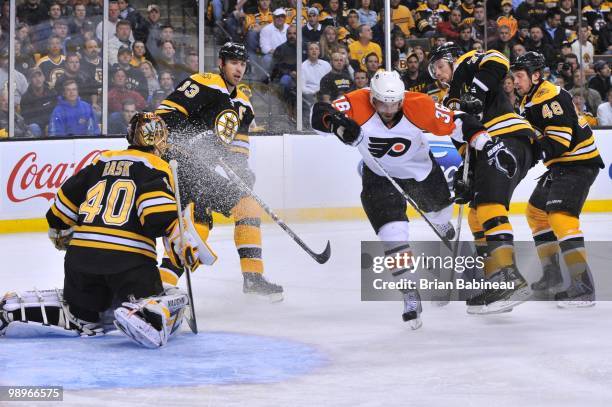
[1,214,612,406]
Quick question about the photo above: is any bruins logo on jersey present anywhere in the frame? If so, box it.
[215,109,239,144]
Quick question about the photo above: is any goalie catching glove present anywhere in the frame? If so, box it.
[163,202,217,271]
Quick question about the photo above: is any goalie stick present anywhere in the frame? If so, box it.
[169,159,198,334]
[217,158,331,264]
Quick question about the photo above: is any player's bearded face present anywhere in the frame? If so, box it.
[431,59,453,84]
[512,70,532,95]
[373,99,401,122]
[221,59,247,86]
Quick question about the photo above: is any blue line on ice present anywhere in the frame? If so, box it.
[0,331,327,389]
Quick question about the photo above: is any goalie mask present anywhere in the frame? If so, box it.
[127,112,169,156]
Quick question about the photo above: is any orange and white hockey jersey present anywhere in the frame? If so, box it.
[328,88,470,181]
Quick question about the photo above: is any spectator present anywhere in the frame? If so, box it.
[55,52,95,104]
[140,60,160,98]
[490,24,516,58]
[320,0,345,28]
[65,20,97,54]
[597,88,612,125]
[496,0,518,38]
[392,32,409,73]
[52,18,71,54]
[357,0,378,27]
[184,51,199,74]
[589,61,611,100]
[354,69,369,89]
[516,0,547,25]
[0,2,8,34]
[414,0,451,37]
[365,52,381,79]
[0,50,28,105]
[81,39,102,102]
[339,10,362,44]
[527,25,555,66]
[244,0,273,55]
[559,0,578,30]
[108,67,146,113]
[320,25,341,61]
[32,2,63,52]
[319,51,353,103]
[96,1,126,42]
[155,40,190,82]
[413,45,428,72]
[108,20,134,66]
[301,42,331,115]
[556,53,578,89]
[570,70,602,114]
[0,91,34,138]
[335,45,355,79]
[117,0,146,42]
[437,8,463,41]
[402,52,432,93]
[69,2,90,35]
[142,4,165,46]
[260,8,288,74]
[303,7,323,46]
[541,8,566,49]
[148,24,179,63]
[349,24,382,71]
[148,89,167,111]
[21,67,57,137]
[15,40,36,77]
[48,79,99,136]
[459,0,476,20]
[433,33,448,49]
[457,23,476,53]
[560,40,573,57]
[158,70,175,97]
[516,19,531,45]
[472,3,498,46]
[113,46,149,99]
[570,26,595,70]
[582,0,608,31]
[390,0,415,37]
[572,94,598,127]
[55,0,74,17]
[273,24,297,90]
[130,41,148,67]
[108,98,137,135]
[17,0,49,29]
[15,23,35,59]
[596,10,612,54]
[512,42,528,60]
[503,74,520,112]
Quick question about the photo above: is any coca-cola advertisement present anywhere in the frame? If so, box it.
[1,139,126,220]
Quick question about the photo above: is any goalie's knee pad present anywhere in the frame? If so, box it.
[113,287,189,349]
[0,289,102,338]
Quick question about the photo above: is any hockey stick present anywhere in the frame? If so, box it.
[169,159,198,334]
[367,155,453,251]
[217,158,332,264]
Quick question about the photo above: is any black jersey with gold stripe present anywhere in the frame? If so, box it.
[155,72,254,157]
[445,50,534,140]
[520,80,604,168]
[46,148,177,275]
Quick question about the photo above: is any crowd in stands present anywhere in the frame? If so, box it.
[0,0,611,138]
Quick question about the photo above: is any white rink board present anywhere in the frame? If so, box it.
[1,130,611,221]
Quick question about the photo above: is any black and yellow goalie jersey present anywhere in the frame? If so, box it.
[519,80,604,168]
[155,72,255,158]
[46,148,177,275]
[446,49,534,140]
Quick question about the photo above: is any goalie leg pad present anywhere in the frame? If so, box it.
[1,289,102,338]
[113,287,189,348]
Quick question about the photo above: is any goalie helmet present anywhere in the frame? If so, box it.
[510,51,546,75]
[427,42,464,79]
[127,112,169,156]
[369,71,405,104]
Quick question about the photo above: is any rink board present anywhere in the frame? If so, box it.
[1,130,611,232]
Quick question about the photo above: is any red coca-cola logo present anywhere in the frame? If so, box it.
[7,150,105,203]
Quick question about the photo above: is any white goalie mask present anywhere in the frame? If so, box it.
[369,71,405,118]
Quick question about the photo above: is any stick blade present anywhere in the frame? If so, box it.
[312,241,332,264]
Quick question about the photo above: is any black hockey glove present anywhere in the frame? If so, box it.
[453,163,473,205]
[482,138,518,179]
[459,93,484,116]
[327,111,362,146]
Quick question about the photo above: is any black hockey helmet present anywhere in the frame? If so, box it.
[510,51,546,75]
[127,112,169,156]
[428,42,464,79]
[219,42,248,63]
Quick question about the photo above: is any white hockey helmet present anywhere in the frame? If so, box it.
[369,70,405,104]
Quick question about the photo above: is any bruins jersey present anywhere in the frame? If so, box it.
[519,80,604,168]
[155,72,254,157]
[445,49,534,140]
[415,4,450,33]
[46,148,178,275]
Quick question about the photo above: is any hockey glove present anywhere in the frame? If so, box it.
[327,111,363,146]
[482,138,518,179]
[453,163,473,205]
[48,227,73,251]
[459,94,484,117]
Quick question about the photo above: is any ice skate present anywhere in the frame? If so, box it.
[531,254,564,299]
[243,272,284,302]
[472,266,531,315]
[401,289,422,330]
[555,269,595,309]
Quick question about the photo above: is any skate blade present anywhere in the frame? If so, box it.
[532,283,564,300]
[557,300,596,309]
[475,287,532,315]
[432,300,450,307]
[467,305,512,315]
[409,317,422,330]
[244,292,284,303]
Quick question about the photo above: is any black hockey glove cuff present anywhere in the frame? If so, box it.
[459,93,484,116]
[483,138,518,179]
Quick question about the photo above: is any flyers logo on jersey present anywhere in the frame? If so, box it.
[368,137,412,158]
[215,109,239,144]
